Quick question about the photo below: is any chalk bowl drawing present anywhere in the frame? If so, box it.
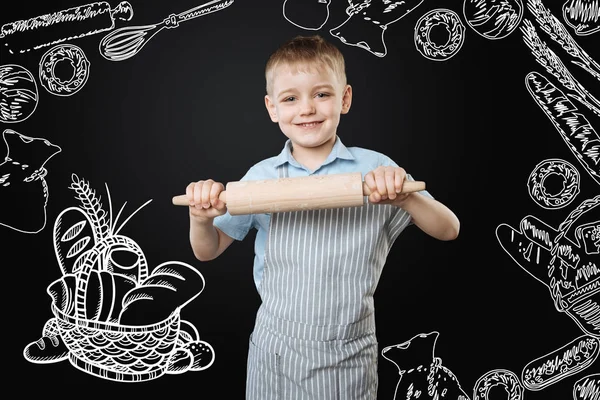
[329,0,425,58]
[0,129,61,234]
[573,373,600,400]
[283,0,331,31]
[0,1,134,54]
[39,44,90,96]
[414,8,466,62]
[527,158,580,209]
[99,0,235,62]
[23,174,215,382]
[0,64,38,123]
[381,331,470,400]
[563,0,600,36]
[463,0,524,40]
[472,369,524,400]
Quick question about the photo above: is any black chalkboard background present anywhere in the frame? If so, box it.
[2,0,599,398]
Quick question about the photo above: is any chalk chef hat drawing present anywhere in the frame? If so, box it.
[23,174,215,381]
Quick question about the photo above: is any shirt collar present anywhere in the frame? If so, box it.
[273,136,355,169]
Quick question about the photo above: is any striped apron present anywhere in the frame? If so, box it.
[246,165,412,400]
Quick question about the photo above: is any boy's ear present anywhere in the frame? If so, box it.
[265,95,279,122]
[341,85,352,114]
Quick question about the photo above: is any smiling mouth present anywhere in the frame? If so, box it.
[296,121,322,128]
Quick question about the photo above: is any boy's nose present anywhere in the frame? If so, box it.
[299,99,316,115]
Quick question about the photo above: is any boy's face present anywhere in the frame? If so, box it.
[265,62,352,151]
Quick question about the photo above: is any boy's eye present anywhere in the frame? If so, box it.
[283,96,296,102]
[316,93,330,98]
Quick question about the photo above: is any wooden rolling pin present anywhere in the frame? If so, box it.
[172,172,426,215]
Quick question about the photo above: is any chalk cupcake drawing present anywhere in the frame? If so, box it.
[0,64,38,123]
[283,0,332,31]
[563,0,600,36]
[463,0,524,40]
[0,129,61,234]
[23,174,215,382]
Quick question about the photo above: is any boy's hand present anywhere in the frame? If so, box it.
[186,179,227,221]
[364,166,410,205]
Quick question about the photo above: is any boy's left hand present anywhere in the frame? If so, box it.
[364,166,410,205]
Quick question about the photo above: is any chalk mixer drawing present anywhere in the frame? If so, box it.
[283,0,332,31]
[573,373,600,400]
[0,64,39,123]
[0,129,61,234]
[329,0,425,58]
[472,369,524,400]
[381,331,470,400]
[527,158,581,209]
[0,1,134,54]
[23,174,215,382]
[414,8,466,62]
[99,0,235,62]
[39,44,91,96]
[563,0,600,36]
[463,0,524,40]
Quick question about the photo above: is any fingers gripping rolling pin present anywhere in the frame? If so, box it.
[172,172,426,215]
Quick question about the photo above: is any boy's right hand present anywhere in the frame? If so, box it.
[186,179,227,221]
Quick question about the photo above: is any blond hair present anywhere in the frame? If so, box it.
[265,35,347,95]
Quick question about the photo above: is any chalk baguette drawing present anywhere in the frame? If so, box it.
[563,0,600,36]
[463,0,524,40]
[0,1,134,54]
[414,8,466,61]
[381,331,470,400]
[0,129,61,234]
[472,369,524,400]
[573,373,600,400]
[23,174,215,381]
[525,71,600,186]
[283,0,331,31]
[99,0,235,61]
[329,0,425,58]
[39,44,90,96]
[0,64,38,123]
[527,158,580,209]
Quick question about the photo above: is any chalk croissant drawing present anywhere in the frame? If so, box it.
[0,64,38,123]
[329,0,425,58]
[23,174,215,382]
[563,0,600,36]
[283,0,331,31]
[472,369,524,400]
[0,129,61,234]
[414,8,466,61]
[573,373,600,400]
[463,0,524,40]
[527,158,581,209]
[39,44,91,96]
[0,1,134,54]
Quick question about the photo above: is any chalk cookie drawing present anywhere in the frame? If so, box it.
[527,158,580,209]
[329,0,425,58]
[463,0,524,40]
[521,334,599,391]
[381,331,470,400]
[0,129,61,234]
[39,44,90,96]
[496,195,600,338]
[473,369,524,400]
[563,0,600,36]
[0,1,134,54]
[23,174,215,382]
[99,0,235,62]
[0,64,38,123]
[283,0,331,30]
[414,8,466,61]
[573,373,600,400]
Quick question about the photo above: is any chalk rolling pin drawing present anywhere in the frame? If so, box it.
[172,172,426,215]
[99,0,235,62]
[0,1,134,54]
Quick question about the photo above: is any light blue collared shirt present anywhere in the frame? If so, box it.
[213,136,431,289]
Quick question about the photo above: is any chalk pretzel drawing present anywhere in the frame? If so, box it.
[283,0,332,31]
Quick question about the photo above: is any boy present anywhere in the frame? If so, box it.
[185,35,459,399]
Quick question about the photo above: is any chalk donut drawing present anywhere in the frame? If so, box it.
[283,0,331,31]
[0,1,134,54]
[23,174,215,382]
[0,129,61,234]
[521,334,599,391]
[472,369,524,400]
[563,0,600,36]
[527,158,580,209]
[39,44,90,96]
[381,331,470,400]
[463,0,524,40]
[329,0,425,58]
[573,373,600,400]
[414,8,466,61]
[99,0,234,62]
[0,64,38,123]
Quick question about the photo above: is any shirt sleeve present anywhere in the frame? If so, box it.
[213,171,255,241]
